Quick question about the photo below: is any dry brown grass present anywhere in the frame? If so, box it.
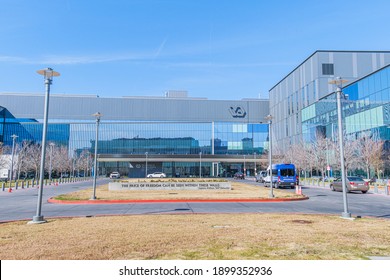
[1,214,389,260]
[55,180,301,201]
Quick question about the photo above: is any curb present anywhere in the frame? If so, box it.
[48,196,309,204]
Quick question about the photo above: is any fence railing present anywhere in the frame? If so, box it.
[1,176,93,192]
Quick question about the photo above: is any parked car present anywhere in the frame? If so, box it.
[147,172,166,178]
[234,172,245,179]
[109,172,121,179]
[255,171,267,183]
[330,176,369,194]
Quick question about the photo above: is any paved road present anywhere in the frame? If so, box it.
[0,178,389,222]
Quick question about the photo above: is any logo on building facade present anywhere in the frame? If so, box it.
[229,106,247,118]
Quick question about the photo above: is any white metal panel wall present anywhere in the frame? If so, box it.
[0,93,269,123]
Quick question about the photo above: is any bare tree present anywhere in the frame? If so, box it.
[14,141,28,178]
[287,142,309,179]
[372,142,385,179]
[54,146,72,177]
[357,133,384,179]
[24,143,42,178]
[311,134,331,179]
[0,143,11,169]
[358,133,385,179]
[343,138,361,175]
[77,149,92,177]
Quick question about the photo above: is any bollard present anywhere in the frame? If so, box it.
[2,182,5,191]
[374,183,378,193]
[386,184,389,196]
[15,181,18,190]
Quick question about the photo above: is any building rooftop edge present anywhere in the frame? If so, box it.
[0,92,268,102]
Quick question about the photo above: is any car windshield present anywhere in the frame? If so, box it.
[347,176,364,182]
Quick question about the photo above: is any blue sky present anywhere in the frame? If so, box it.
[1,0,390,100]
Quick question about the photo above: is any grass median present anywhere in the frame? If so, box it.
[53,179,302,201]
[1,213,390,260]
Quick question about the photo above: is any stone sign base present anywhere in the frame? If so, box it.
[109,181,231,191]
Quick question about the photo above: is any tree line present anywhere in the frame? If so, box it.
[0,141,93,180]
[276,133,385,180]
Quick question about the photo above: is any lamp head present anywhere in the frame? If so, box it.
[36,68,60,81]
[92,112,102,120]
[329,77,348,87]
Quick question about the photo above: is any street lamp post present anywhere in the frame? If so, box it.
[91,112,102,200]
[329,77,351,219]
[254,152,257,176]
[9,134,18,183]
[243,155,246,175]
[265,114,274,198]
[49,142,55,182]
[199,152,202,178]
[30,68,60,224]
[145,152,148,177]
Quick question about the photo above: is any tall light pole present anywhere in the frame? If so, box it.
[243,155,246,174]
[30,68,60,224]
[91,112,102,200]
[145,152,148,177]
[9,134,18,183]
[254,152,257,176]
[199,151,202,178]
[49,142,55,182]
[265,114,274,198]
[329,77,351,219]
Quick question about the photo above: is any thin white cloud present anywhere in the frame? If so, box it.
[40,53,150,65]
[163,61,293,69]
[0,55,26,63]
[0,52,154,65]
[154,37,168,58]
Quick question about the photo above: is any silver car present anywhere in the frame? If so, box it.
[330,176,369,194]
[255,171,267,183]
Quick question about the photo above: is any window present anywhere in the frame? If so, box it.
[322,63,334,75]
[280,168,295,176]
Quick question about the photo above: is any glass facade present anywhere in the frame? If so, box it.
[301,65,390,142]
[0,117,269,177]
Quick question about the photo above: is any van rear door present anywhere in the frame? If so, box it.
[278,167,296,187]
